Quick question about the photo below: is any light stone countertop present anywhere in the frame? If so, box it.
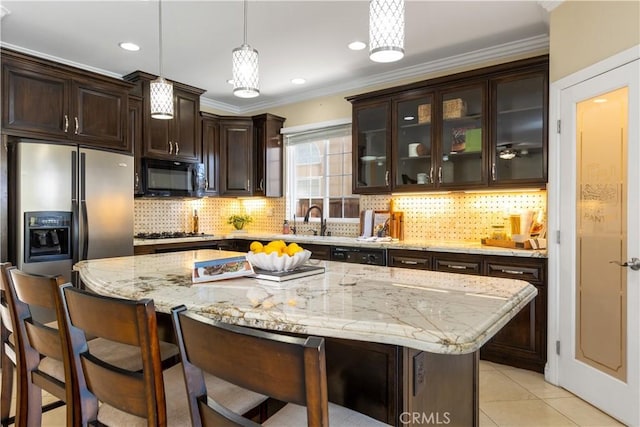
[75,249,538,354]
[133,232,547,258]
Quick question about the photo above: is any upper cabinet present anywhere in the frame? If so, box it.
[253,114,286,197]
[348,56,548,194]
[124,71,204,163]
[219,118,254,196]
[200,112,220,196]
[491,71,547,186]
[353,100,392,193]
[2,49,131,152]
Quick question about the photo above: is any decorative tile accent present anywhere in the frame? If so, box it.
[135,190,546,242]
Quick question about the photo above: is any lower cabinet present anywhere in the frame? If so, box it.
[388,249,547,373]
[481,256,547,373]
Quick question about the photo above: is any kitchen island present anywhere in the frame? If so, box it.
[75,250,537,426]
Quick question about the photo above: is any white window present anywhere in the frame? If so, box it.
[285,123,359,221]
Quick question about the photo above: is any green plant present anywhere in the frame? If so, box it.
[227,214,253,230]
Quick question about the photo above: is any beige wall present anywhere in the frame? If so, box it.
[550,0,640,82]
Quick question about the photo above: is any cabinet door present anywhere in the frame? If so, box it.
[2,62,69,138]
[220,119,253,196]
[387,249,431,270]
[72,80,129,151]
[482,258,547,372]
[353,100,391,194]
[491,72,547,185]
[393,91,435,190]
[201,116,219,195]
[146,107,173,158]
[438,83,487,188]
[129,97,144,195]
[433,253,483,275]
[173,90,200,162]
[253,114,285,197]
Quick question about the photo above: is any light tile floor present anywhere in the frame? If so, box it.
[4,361,627,426]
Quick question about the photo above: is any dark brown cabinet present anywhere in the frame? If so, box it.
[433,252,484,275]
[2,49,131,152]
[128,96,144,195]
[219,118,254,196]
[201,112,220,196]
[253,114,286,197]
[124,71,204,162]
[348,55,548,194]
[481,256,546,373]
[388,248,547,373]
[387,249,431,270]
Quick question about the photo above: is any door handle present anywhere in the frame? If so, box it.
[64,115,69,133]
[385,170,389,186]
[175,141,179,155]
[74,117,79,135]
[610,258,640,271]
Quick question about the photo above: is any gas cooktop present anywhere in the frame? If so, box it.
[134,232,214,240]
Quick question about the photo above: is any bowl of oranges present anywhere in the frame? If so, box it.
[246,240,311,272]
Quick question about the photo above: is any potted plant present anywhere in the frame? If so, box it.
[227,214,253,231]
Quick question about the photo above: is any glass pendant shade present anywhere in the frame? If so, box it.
[232,44,260,98]
[150,76,174,119]
[369,0,405,63]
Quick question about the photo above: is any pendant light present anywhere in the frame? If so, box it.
[150,0,173,119]
[369,0,405,63]
[232,0,259,98]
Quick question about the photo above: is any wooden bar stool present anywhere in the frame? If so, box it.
[58,284,267,426]
[171,305,390,427]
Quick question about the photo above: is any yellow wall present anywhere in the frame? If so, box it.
[550,0,640,82]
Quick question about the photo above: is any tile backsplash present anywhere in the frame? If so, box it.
[134,190,546,242]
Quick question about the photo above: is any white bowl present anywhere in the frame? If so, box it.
[246,249,312,272]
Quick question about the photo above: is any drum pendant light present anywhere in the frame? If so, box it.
[369,0,405,63]
[150,0,173,119]
[232,0,259,98]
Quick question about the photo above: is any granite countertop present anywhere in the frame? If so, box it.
[75,249,538,354]
[133,232,547,258]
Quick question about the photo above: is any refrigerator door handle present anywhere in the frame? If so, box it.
[80,153,89,261]
[72,151,80,264]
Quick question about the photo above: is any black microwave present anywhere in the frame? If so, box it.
[141,158,205,198]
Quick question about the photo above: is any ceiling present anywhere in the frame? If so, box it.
[0,1,551,115]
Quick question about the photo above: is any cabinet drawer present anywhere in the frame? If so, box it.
[388,250,430,270]
[486,261,544,283]
[433,254,483,275]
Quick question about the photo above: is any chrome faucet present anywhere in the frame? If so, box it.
[303,205,327,236]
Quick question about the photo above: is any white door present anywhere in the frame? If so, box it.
[558,59,639,426]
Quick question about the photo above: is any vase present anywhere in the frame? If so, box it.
[232,221,245,230]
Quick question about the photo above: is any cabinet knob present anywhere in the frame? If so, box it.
[74,117,79,135]
[64,115,69,133]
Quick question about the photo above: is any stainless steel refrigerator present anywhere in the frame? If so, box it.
[15,140,134,282]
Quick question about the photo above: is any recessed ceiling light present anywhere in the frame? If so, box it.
[119,42,140,52]
[291,78,306,85]
[348,41,366,51]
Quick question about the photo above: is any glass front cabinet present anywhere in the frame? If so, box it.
[349,56,548,194]
[491,71,547,185]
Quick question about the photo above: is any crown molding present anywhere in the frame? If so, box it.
[220,34,549,115]
[3,33,549,116]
